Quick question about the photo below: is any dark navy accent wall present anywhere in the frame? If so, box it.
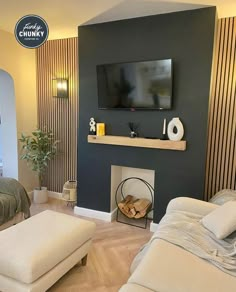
[78,7,216,222]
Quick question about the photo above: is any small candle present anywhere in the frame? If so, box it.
[96,123,105,136]
[163,119,166,135]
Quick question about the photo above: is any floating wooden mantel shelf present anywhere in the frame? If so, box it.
[87,135,186,151]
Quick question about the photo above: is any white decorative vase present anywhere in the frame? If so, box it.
[167,117,184,141]
[34,187,48,204]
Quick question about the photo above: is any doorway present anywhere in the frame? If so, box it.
[0,69,18,179]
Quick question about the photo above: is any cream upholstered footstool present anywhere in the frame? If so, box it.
[0,210,96,292]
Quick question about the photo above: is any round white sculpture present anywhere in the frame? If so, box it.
[167,117,184,141]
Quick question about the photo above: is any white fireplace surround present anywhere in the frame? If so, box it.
[74,165,157,231]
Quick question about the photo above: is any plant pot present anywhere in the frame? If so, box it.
[34,187,48,204]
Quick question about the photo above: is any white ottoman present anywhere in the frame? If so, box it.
[0,210,96,292]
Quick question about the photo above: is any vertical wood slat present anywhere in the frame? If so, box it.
[211,19,226,195]
[222,19,235,188]
[215,19,228,192]
[205,17,236,200]
[36,38,78,192]
[204,18,220,198]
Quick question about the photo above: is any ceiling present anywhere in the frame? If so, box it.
[0,0,235,40]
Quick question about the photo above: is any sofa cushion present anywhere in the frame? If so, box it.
[166,197,218,216]
[0,210,96,284]
[201,201,236,239]
[210,189,236,205]
[127,239,236,292]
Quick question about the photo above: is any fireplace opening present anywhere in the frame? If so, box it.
[111,166,155,228]
[116,177,154,228]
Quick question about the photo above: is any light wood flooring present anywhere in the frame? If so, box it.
[30,198,152,292]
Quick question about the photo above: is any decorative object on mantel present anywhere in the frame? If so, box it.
[96,123,105,136]
[115,177,154,229]
[89,117,96,135]
[167,117,184,141]
[161,118,168,140]
[128,122,139,138]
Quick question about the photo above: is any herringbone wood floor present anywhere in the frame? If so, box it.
[30,198,152,292]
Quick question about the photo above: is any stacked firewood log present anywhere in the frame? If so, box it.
[118,195,151,219]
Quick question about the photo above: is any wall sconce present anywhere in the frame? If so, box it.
[53,78,68,98]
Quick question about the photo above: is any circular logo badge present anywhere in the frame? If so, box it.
[15,15,49,49]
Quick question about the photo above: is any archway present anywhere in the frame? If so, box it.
[0,69,18,179]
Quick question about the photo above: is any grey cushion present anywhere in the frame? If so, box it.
[209,189,236,205]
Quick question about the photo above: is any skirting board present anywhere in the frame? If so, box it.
[74,206,157,232]
[29,189,157,232]
[48,191,62,199]
[150,221,159,232]
[74,206,117,222]
[27,191,62,201]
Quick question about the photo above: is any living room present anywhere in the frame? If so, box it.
[0,0,236,291]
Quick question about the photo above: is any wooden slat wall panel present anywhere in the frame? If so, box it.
[36,38,78,192]
[205,17,236,200]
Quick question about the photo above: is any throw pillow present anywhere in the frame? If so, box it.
[201,201,236,239]
[209,189,236,205]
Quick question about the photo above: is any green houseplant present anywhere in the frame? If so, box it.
[19,128,59,203]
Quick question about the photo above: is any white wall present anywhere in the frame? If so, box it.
[0,29,38,190]
[0,70,18,179]
[110,165,122,211]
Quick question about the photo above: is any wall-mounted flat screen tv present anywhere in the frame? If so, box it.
[97,58,173,110]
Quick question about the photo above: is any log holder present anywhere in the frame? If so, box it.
[115,177,154,229]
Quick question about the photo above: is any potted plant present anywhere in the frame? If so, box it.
[19,128,59,203]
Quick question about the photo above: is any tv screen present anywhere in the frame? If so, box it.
[97,59,173,110]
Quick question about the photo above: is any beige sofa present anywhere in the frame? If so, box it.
[120,197,236,292]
